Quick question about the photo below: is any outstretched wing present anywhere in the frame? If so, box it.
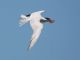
[28,29,42,50]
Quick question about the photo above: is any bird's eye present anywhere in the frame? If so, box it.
[45,17,50,20]
[26,14,31,17]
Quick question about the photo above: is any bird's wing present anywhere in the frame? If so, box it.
[28,29,42,50]
[32,10,45,14]
[28,10,45,20]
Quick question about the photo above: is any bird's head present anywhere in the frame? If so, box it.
[45,17,55,24]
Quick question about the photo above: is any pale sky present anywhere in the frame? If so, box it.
[0,0,80,60]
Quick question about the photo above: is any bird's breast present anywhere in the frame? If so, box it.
[30,20,43,30]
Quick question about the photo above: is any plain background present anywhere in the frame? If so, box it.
[0,0,80,60]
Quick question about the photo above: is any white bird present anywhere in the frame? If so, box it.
[19,10,55,50]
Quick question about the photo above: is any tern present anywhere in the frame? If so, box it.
[19,10,55,50]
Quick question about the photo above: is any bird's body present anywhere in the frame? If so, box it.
[30,20,43,32]
[19,10,55,50]
[28,11,44,49]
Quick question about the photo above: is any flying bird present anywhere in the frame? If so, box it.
[19,10,55,50]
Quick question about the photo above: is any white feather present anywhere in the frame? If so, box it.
[19,10,45,49]
[19,14,30,27]
[28,28,42,49]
